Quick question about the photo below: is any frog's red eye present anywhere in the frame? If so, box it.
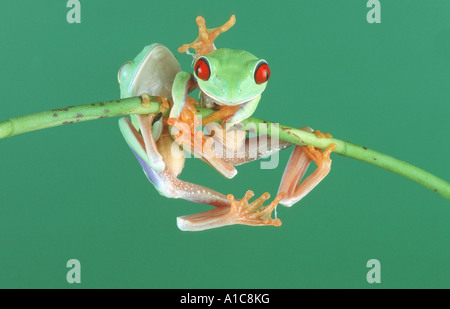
[254,61,270,84]
[194,57,210,81]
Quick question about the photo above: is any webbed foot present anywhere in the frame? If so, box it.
[303,143,337,170]
[178,15,236,60]
[226,190,285,227]
[177,191,286,231]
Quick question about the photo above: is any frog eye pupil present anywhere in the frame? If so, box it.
[254,62,270,84]
[194,58,210,81]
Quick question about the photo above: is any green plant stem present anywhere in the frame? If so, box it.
[241,118,450,200]
[0,96,160,138]
[1,96,449,200]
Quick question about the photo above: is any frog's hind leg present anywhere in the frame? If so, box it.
[136,113,165,172]
[120,117,285,231]
[119,116,231,208]
[277,128,337,207]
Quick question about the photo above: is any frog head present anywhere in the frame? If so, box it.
[194,48,270,106]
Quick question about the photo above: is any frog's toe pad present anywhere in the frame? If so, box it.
[312,130,333,139]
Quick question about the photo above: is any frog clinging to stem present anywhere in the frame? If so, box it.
[118,15,336,231]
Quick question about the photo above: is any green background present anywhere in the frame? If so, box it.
[0,0,449,288]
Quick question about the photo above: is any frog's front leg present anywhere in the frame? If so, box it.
[168,72,237,179]
[200,95,260,127]
[277,128,337,207]
[168,72,197,119]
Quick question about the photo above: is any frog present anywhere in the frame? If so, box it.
[117,15,336,231]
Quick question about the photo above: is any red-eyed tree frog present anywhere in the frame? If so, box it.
[117,15,336,231]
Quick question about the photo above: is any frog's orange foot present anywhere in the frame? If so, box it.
[306,129,335,168]
[167,97,210,154]
[155,96,171,113]
[167,101,237,179]
[176,191,286,231]
[201,105,241,126]
[304,143,337,169]
[178,15,236,60]
[225,190,286,227]
[313,129,333,139]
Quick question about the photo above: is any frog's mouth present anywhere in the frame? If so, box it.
[199,88,258,108]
